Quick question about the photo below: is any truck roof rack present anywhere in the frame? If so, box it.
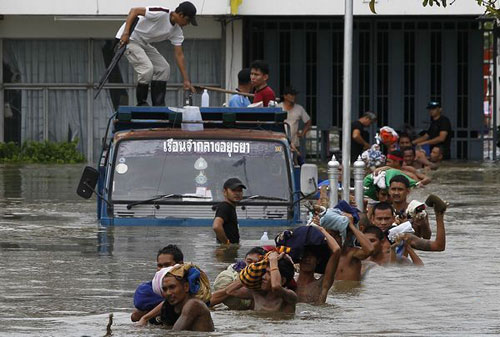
[113,106,287,133]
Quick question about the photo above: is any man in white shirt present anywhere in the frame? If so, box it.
[117,1,197,106]
[280,86,311,164]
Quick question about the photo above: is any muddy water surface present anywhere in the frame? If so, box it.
[0,163,499,336]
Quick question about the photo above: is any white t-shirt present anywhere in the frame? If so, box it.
[279,103,311,146]
[115,6,184,46]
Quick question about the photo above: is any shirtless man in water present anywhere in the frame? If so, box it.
[389,175,431,239]
[365,216,423,266]
[161,273,214,331]
[328,214,374,282]
[296,226,341,304]
[221,251,297,313]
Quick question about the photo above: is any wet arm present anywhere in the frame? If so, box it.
[172,301,200,331]
[137,301,163,326]
[212,217,229,244]
[407,212,445,251]
[406,244,424,266]
[413,215,432,239]
[269,254,297,305]
[415,150,437,169]
[211,279,252,305]
[318,227,341,303]
[350,219,374,261]
[414,171,431,186]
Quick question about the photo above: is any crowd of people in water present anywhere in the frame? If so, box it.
[112,2,452,331]
[129,141,449,331]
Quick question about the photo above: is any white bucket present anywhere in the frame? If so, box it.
[181,106,204,131]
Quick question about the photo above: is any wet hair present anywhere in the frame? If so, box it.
[389,150,404,161]
[157,244,184,263]
[250,60,270,75]
[278,258,295,284]
[433,145,443,154]
[389,174,410,188]
[401,146,415,155]
[398,132,412,141]
[245,246,266,257]
[372,202,395,216]
[363,225,385,240]
[237,68,251,85]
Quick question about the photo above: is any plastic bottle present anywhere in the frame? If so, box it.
[260,231,269,241]
[201,89,210,107]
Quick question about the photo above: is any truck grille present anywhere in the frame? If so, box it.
[113,204,288,220]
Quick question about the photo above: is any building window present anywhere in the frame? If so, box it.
[306,31,317,124]
[331,31,343,127]
[404,31,415,126]
[3,38,224,162]
[279,31,291,95]
[376,31,389,127]
[430,31,442,103]
[457,31,468,130]
[358,31,371,117]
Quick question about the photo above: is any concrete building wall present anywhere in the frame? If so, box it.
[0,0,484,15]
[0,16,221,39]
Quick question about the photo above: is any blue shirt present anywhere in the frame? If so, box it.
[228,94,251,107]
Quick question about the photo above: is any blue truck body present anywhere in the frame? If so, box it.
[88,106,307,227]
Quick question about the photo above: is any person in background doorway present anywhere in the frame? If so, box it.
[279,86,312,165]
[250,60,276,107]
[412,101,452,160]
[351,112,377,163]
[228,68,252,107]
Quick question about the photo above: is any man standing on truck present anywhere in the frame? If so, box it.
[116,1,197,106]
[212,178,245,244]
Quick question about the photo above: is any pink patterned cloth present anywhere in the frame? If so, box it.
[152,265,178,297]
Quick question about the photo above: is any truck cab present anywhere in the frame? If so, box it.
[77,106,318,227]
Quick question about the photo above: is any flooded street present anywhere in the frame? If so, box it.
[1,163,500,336]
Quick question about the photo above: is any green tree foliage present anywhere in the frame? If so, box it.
[0,140,86,164]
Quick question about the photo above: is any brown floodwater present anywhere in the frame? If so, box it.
[0,162,499,336]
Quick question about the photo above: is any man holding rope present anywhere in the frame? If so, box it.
[116,1,197,106]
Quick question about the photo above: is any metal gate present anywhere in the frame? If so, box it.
[245,17,484,160]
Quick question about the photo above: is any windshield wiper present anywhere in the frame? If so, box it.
[126,194,209,209]
[242,195,288,202]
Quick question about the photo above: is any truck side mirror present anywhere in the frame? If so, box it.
[300,163,318,196]
[77,166,99,199]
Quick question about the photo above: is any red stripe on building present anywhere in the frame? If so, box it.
[149,7,169,13]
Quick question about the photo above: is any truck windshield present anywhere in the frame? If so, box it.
[111,138,291,202]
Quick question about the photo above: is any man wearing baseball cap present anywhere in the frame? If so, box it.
[116,1,197,106]
[212,178,246,244]
[412,101,452,160]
